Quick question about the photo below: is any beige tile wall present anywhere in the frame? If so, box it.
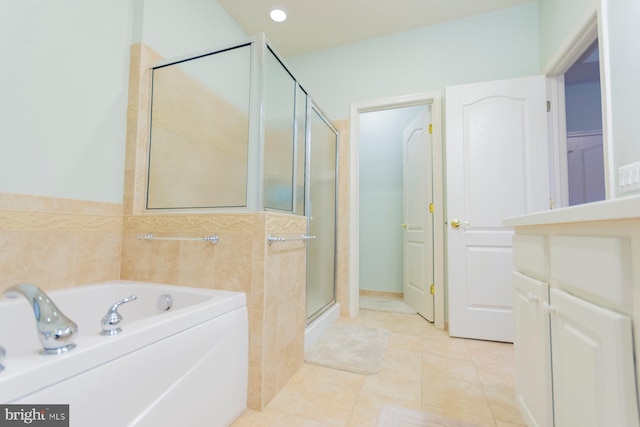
[120,211,306,409]
[0,192,122,292]
[122,43,314,410]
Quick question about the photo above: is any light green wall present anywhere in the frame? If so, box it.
[141,0,246,59]
[0,0,245,203]
[538,0,596,69]
[602,0,640,197]
[0,0,135,202]
[286,3,540,120]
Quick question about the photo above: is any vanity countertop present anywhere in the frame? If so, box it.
[504,195,640,227]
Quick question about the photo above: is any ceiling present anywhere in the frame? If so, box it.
[218,0,536,57]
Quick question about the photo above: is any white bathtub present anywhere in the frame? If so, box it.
[0,280,248,426]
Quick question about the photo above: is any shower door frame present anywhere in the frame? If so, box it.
[305,101,339,324]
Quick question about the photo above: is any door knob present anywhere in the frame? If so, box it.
[450,219,470,229]
[401,223,407,229]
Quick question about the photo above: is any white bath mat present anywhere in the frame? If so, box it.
[304,323,390,375]
[377,404,481,427]
[360,296,417,314]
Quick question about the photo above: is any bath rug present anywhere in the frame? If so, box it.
[304,323,390,375]
[377,404,481,427]
[360,296,417,314]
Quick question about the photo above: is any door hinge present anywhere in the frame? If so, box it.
[550,198,555,210]
[428,124,433,134]
[430,284,435,295]
[546,100,551,112]
[429,203,434,213]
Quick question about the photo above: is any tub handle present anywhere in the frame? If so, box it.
[100,295,138,336]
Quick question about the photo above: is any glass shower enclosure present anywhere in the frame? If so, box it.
[145,34,337,323]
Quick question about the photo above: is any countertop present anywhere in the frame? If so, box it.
[504,195,640,227]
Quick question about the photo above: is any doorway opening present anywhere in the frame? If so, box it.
[564,40,605,206]
[546,11,610,208]
[348,92,445,329]
[358,105,431,319]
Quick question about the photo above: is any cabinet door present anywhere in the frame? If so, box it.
[513,272,553,427]
[550,288,639,427]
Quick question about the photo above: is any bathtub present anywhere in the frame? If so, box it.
[0,280,248,427]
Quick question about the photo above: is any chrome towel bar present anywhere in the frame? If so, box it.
[136,233,219,244]
[267,234,316,245]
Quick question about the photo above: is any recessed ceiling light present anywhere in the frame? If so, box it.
[270,7,287,23]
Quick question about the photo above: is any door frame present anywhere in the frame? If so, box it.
[544,7,613,206]
[348,91,445,329]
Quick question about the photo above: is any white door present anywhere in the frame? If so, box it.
[549,288,639,427]
[402,107,434,321]
[446,75,550,342]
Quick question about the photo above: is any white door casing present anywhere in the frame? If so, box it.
[446,75,550,342]
[402,107,434,321]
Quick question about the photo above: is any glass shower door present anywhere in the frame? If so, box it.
[306,105,338,323]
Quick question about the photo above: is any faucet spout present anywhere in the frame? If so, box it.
[4,283,78,355]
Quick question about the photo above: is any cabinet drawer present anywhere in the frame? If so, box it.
[549,235,632,308]
[513,235,548,279]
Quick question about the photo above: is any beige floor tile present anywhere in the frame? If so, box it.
[475,362,516,389]
[483,384,526,425]
[308,365,367,389]
[423,353,480,384]
[465,339,515,367]
[234,310,525,427]
[231,408,333,427]
[422,376,494,419]
[421,404,497,427]
[388,332,422,352]
[347,391,421,427]
[495,421,527,427]
[361,348,423,403]
[266,376,361,426]
[423,334,473,360]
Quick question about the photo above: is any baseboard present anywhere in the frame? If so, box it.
[359,289,403,300]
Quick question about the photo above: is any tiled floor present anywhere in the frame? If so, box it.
[232,308,526,426]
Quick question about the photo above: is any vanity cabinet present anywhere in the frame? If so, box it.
[507,198,640,427]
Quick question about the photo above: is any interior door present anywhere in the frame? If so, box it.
[402,107,434,321]
[446,75,550,342]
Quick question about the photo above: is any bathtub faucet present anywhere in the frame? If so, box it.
[4,283,78,355]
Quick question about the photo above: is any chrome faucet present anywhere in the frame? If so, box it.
[4,283,78,355]
[100,295,137,336]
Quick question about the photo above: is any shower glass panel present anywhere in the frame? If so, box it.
[263,48,296,211]
[306,106,338,322]
[146,45,251,209]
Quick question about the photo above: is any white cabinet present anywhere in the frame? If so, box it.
[514,272,638,427]
[508,211,640,427]
[513,272,552,427]
[549,288,637,427]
